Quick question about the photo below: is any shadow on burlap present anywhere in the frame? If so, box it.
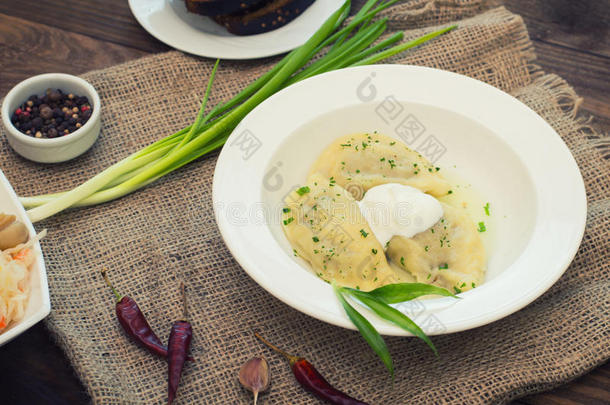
[0,1,607,403]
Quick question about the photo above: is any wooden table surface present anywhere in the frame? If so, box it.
[0,0,608,404]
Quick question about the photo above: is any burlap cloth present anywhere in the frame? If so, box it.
[1,0,608,403]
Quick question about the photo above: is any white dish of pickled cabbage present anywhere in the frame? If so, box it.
[0,169,50,346]
[213,65,587,336]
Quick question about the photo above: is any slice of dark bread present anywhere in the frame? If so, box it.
[184,0,266,17]
[213,0,315,36]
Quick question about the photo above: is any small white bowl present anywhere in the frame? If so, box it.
[0,169,50,347]
[213,65,587,336]
[1,73,101,163]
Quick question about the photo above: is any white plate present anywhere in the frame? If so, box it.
[0,170,50,346]
[128,0,344,59]
[212,65,587,336]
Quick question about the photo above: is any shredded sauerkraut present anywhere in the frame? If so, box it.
[0,229,45,332]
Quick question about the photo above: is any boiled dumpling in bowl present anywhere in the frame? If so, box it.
[386,203,485,293]
[283,132,487,293]
[309,133,451,198]
[281,173,411,291]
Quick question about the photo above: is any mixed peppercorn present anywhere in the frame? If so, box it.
[10,88,92,139]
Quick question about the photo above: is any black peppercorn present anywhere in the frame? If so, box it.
[49,90,62,102]
[40,106,53,120]
[31,117,43,129]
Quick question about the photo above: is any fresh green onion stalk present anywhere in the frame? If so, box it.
[22,0,456,222]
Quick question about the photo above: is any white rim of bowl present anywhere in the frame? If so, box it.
[1,73,101,146]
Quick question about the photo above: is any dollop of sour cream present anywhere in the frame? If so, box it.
[358,183,443,247]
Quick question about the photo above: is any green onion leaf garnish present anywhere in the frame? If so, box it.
[333,283,393,377]
[345,289,438,356]
[355,283,456,304]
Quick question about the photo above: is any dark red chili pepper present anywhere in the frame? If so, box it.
[167,283,192,405]
[102,270,168,358]
[255,332,369,405]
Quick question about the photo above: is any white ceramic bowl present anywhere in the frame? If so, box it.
[0,169,50,346]
[2,73,101,163]
[213,65,587,336]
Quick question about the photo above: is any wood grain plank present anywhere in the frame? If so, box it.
[0,0,168,53]
[504,0,610,124]
[0,13,149,96]
[530,40,610,120]
[505,0,610,57]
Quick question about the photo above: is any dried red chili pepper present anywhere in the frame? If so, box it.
[102,271,194,363]
[102,270,169,358]
[167,283,192,405]
[255,332,369,405]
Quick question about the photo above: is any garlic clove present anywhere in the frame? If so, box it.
[0,217,29,251]
[239,357,270,405]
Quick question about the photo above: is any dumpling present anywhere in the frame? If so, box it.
[309,133,451,198]
[281,173,409,291]
[386,202,486,293]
